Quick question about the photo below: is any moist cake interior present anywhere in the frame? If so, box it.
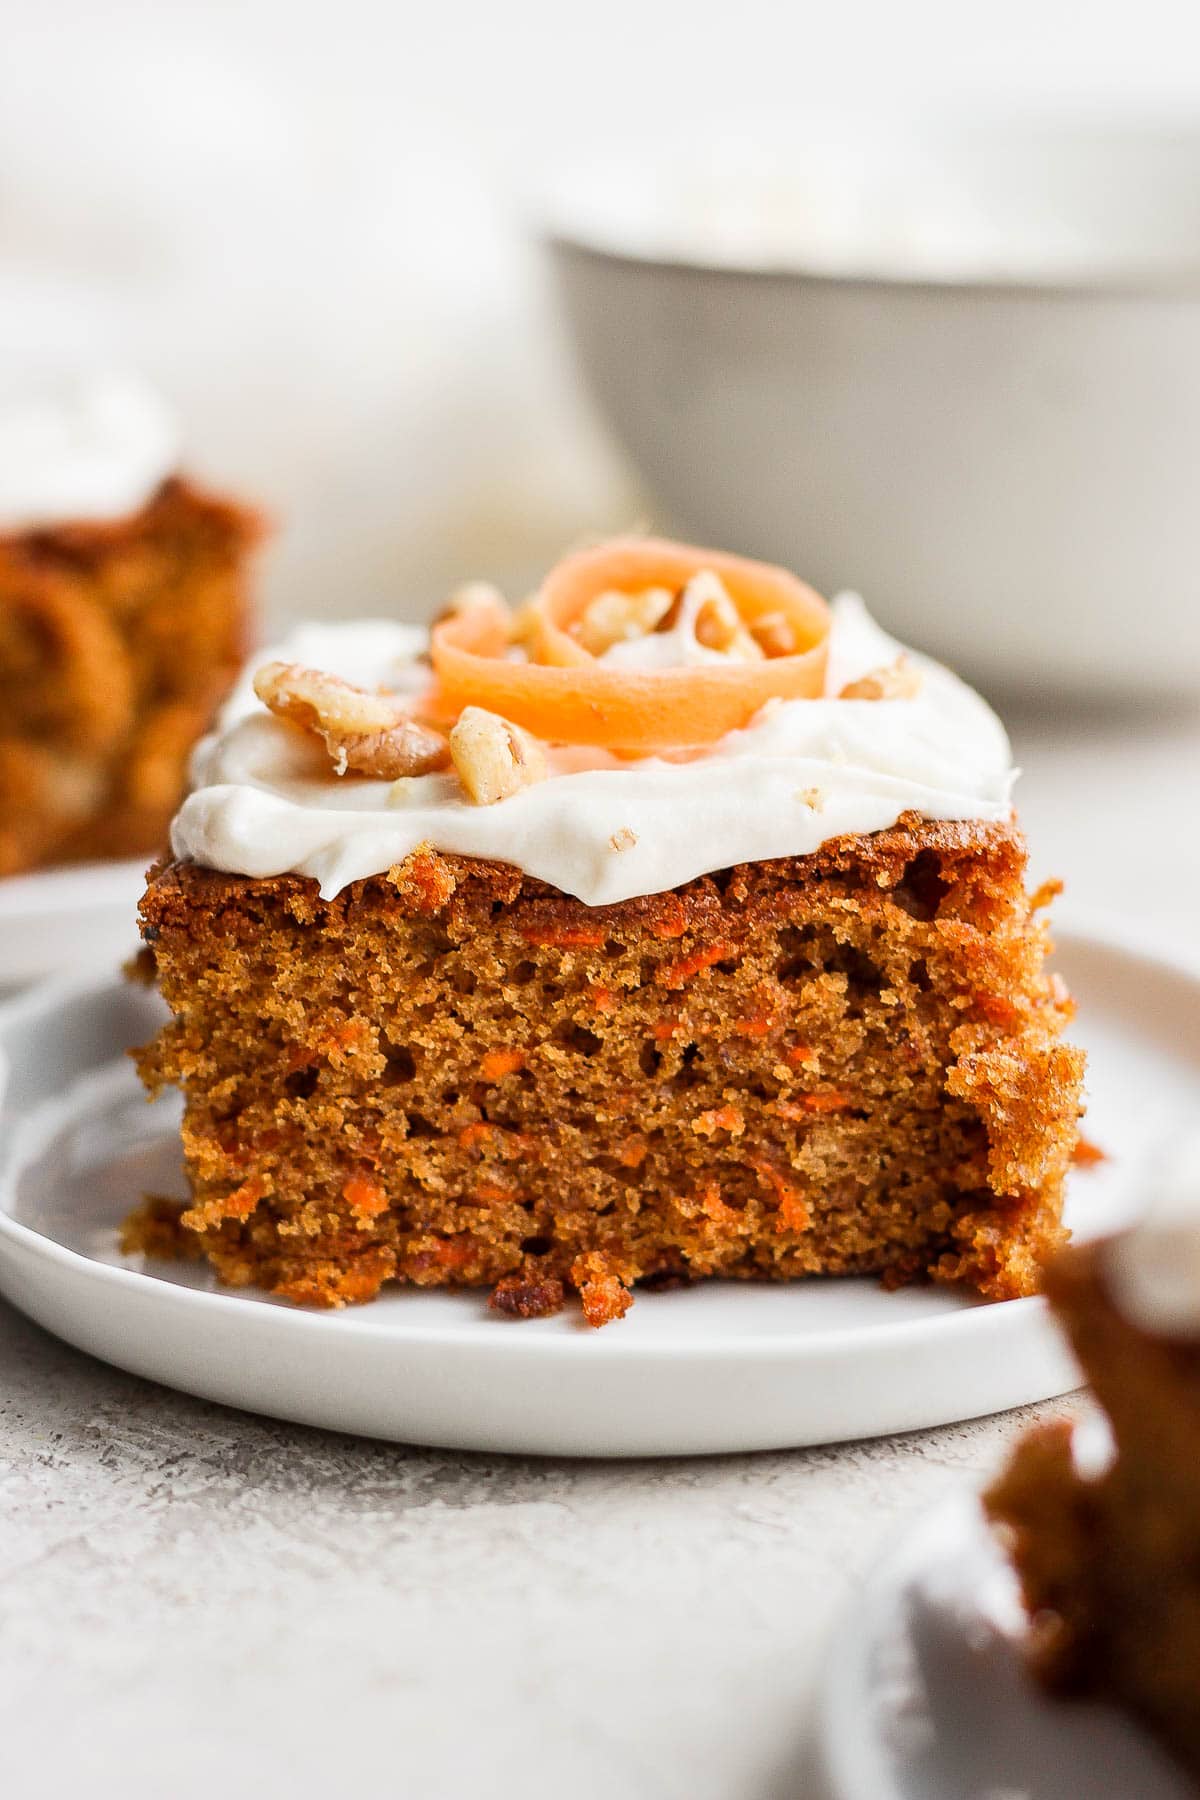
[131,816,1083,1323]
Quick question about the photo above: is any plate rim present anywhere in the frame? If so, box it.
[0,855,149,919]
[0,908,1194,1366]
[813,1479,1192,1800]
[816,1487,983,1800]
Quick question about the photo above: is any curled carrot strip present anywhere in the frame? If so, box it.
[430,538,829,751]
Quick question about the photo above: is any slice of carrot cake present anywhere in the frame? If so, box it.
[0,373,263,874]
[130,537,1084,1322]
[985,1145,1200,1779]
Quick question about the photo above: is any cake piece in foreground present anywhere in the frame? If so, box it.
[130,536,1084,1321]
[0,375,263,874]
[985,1155,1200,1779]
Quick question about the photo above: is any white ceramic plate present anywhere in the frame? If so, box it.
[0,858,147,988]
[0,919,1196,1457]
[816,1486,1194,1799]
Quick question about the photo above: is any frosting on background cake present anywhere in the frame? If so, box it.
[1105,1132,1200,1337]
[0,372,179,532]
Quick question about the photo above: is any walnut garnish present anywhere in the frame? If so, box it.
[749,610,797,657]
[572,570,775,663]
[609,826,638,852]
[839,656,922,701]
[657,572,763,660]
[253,661,450,779]
[574,586,676,655]
[449,705,547,805]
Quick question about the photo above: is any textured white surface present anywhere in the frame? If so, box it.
[0,1294,1072,1800]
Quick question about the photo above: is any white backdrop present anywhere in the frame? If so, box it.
[3,0,1199,624]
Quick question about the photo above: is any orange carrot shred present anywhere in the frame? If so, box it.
[650,896,689,939]
[343,1174,388,1219]
[658,940,737,987]
[692,1105,744,1138]
[773,1092,854,1119]
[1072,1136,1108,1167]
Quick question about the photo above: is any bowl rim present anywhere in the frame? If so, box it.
[545,226,1200,303]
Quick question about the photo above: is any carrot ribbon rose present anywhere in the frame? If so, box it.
[431,538,829,752]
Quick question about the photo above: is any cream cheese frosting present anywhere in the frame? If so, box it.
[0,372,179,532]
[173,595,1015,907]
[1105,1133,1200,1337]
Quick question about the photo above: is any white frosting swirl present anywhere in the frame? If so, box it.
[173,596,1015,907]
[1105,1133,1200,1337]
[0,372,179,532]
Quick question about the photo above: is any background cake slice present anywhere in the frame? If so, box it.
[985,1149,1200,1779]
[0,375,263,875]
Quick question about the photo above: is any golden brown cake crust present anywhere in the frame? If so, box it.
[0,476,263,875]
[985,1242,1200,1779]
[131,814,1084,1322]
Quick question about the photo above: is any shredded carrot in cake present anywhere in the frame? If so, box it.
[773,1092,855,1118]
[658,941,738,987]
[650,896,689,939]
[473,1181,517,1203]
[343,1174,388,1221]
[734,1010,774,1037]
[693,1105,745,1138]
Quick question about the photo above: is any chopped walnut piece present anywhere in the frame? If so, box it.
[253,661,450,779]
[449,705,547,805]
[609,826,638,852]
[575,570,769,663]
[659,572,764,661]
[750,610,797,657]
[839,656,922,701]
[574,586,675,655]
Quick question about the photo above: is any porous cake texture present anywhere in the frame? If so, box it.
[0,477,262,874]
[985,1243,1200,1779]
[131,814,1083,1324]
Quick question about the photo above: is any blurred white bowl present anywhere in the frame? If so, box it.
[547,122,1200,701]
